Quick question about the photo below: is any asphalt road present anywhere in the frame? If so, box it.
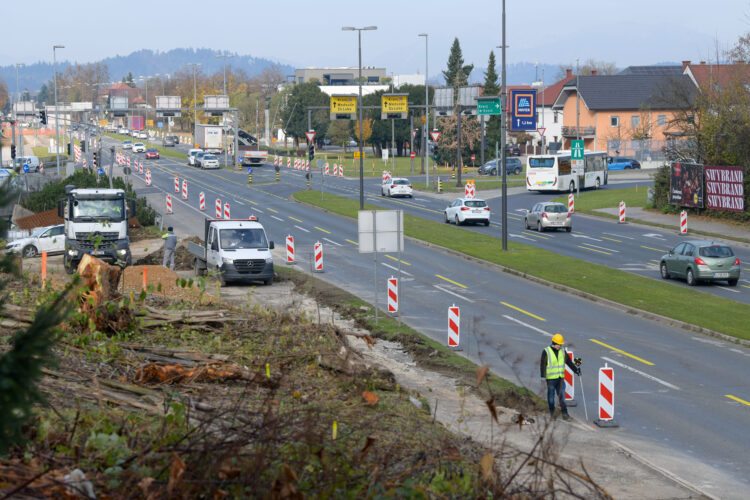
[100,138,750,497]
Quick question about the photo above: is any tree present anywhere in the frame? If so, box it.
[327,119,351,148]
[443,38,474,89]
[122,71,135,88]
[0,78,8,112]
[36,84,50,107]
[554,59,617,80]
[353,118,373,144]
[483,51,499,96]
[279,82,329,146]
[727,32,750,62]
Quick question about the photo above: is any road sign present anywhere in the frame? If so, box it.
[98,168,104,175]
[572,139,584,160]
[381,94,408,119]
[470,154,475,162]
[316,159,325,168]
[330,95,357,119]
[510,89,537,131]
[430,131,441,142]
[305,131,316,142]
[157,122,163,128]
[23,164,29,173]
[410,152,415,159]
[537,127,546,136]
[99,119,107,126]
[247,167,253,174]
[477,96,502,115]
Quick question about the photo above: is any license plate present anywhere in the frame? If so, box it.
[713,272,729,278]
[473,209,482,213]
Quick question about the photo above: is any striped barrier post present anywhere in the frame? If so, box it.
[174,176,179,193]
[199,192,205,211]
[595,364,618,427]
[339,165,344,177]
[324,163,329,175]
[166,195,173,214]
[448,305,460,349]
[568,193,575,213]
[387,277,398,313]
[286,235,295,264]
[680,210,688,234]
[465,181,475,199]
[82,159,87,169]
[145,169,152,185]
[224,203,230,219]
[287,157,291,168]
[564,351,577,407]
[619,201,626,223]
[313,241,324,272]
[215,199,222,218]
[182,180,188,200]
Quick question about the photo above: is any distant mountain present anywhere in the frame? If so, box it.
[0,48,294,96]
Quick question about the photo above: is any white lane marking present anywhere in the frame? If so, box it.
[382,262,413,276]
[580,243,620,252]
[692,337,725,347]
[715,286,741,293]
[509,232,535,241]
[323,238,342,246]
[601,356,680,391]
[643,233,667,239]
[502,314,552,338]
[570,233,603,242]
[604,232,636,240]
[271,215,284,222]
[294,225,310,233]
[433,284,472,302]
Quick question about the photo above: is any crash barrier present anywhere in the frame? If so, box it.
[166,195,173,214]
[619,201,626,223]
[174,176,179,193]
[568,193,575,213]
[224,203,230,219]
[680,210,688,234]
[595,364,618,427]
[199,192,205,211]
[182,180,188,200]
[215,199,222,218]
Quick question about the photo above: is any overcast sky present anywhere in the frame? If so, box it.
[2,0,748,73]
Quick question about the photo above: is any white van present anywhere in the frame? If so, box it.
[11,155,41,172]
[187,148,203,166]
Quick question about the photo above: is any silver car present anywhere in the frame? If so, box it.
[524,202,571,232]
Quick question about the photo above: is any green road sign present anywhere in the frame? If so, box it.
[572,139,584,160]
[477,97,502,116]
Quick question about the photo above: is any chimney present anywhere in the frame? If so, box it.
[566,68,572,79]
[699,61,706,65]
[591,70,598,76]
[682,60,691,71]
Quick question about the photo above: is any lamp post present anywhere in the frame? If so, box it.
[342,25,377,210]
[14,63,24,156]
[418,34,430,187]
[53,45,65,176]
[500,0,508,251]
[216,53,232,95]
[187,63,202,127]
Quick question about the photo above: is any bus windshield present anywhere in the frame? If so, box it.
[529,158,556,168]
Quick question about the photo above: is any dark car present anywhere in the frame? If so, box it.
[477,157,523,176]
[608,157,641,170]
[505,144,521,156]
[162,135,178,147]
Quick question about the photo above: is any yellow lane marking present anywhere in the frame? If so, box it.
[346,239,359,246]
[725,394,750,407]
[501,302,546,321]
[267,208,279,213]
[646,262,659,267]
[743,268,750,272]
[742,285,750,289]
[578,245,611,255]
[289,216,303,223]
[589,339,654,366]
[385,255,411,266]
[435,274,467,289]
[641,245,666,253]
[601,236,621,243]
[523,231,549,239]
[314,226,331,234]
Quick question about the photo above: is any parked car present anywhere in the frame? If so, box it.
[117,127,129,135]
[132,142,146,153]
[200,154,220,169]
[194,151,207,168]
[187,148,203,166]
[346,138,358,147]
[524,202,571,232]
[162,135,178,147]
[5,224,65,258]
[444,198,490,226]
[660,240,740,286]
[381,177,413,198]
[505,144,521,156]
[145,148,160,159]
[608,157,641,170]
[477,157,523,176]
[122,140,133,149]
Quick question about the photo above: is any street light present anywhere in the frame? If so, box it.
[418,33,429,185]
[53,44,65,176]
[14,63,25,156]
[187,63,202,126]
[216,53,232,95]
[342,25,377,210]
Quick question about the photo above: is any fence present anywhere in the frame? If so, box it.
[606,139,691,162]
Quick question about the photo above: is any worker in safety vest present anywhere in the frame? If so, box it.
[540,333,580,420]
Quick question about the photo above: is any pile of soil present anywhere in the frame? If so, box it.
[134,236,201,271]
[119,265,210,301]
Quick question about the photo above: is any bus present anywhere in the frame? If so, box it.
[526,151,609,192]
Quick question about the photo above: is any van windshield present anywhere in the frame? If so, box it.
[219,228,268,249]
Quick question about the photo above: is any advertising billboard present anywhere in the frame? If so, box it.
[705,165,744,212]
[510,89,537,131]
[669,162,704,208]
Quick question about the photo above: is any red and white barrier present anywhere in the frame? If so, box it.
[166,195,173,214]
[324,163,329,175]
[382,170,391,183]
[680,210,688,234]
[619,201,626,223]
[333,164,339,176]
[199,192,205,211]
[387,277,398,313]
[465,182,475,199]
[564,351,576,406]
[338,165,344,177]
[215,199,222,218]
[568,193,575,213]
[313,241,324,272]
[306,160,310,171]
[285,235,295,264]
[145,169,152,185]
[182,180,188,200]
[287,157,291,168]
[595,364,617,427]
[139,161,144,174]
[223,203,230,219]
[448,305,460,347]
[174,176,179,193]
[83,159,87,169]
[127,157,131,169]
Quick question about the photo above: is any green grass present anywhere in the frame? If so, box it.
[103,133,187,161]
[293,190,750,342]
[552,186,649,212]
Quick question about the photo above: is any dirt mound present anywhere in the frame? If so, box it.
[134,236,201,271]
[119,265,209,301]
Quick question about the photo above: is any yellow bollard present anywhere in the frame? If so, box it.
[248,173,253,184]
[276,171,280,182]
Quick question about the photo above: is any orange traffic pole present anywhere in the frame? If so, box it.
[142,268,147,291]
[41,252,47,288]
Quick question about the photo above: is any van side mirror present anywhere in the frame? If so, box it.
[269,241,274,250]
[57,200,64,218]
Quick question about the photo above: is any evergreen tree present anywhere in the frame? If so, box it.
[482,51,499,95]
[122,72,135,88]
[36,84,50,107]
[442,38,474,89]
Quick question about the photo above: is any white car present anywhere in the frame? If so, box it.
[5,224,65,258]
[381,177,413,198]
[118,127,129,135]
[136,131,148,139]
[188,148,203,166]
[122,140,133,149]
[132,142,146,153]
[201,154,220,169]
[444,197,491,226]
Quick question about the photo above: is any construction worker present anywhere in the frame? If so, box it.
[162,226,177,270]
[540,333,580,420]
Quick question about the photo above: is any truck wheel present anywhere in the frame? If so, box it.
[263,277,273,286]
[218,268,226,287]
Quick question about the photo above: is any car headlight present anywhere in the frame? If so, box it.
[222,257,233,265]
[68,249,77,257]
[117,249,128,256]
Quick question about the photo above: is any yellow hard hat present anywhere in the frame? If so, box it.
[552,334,564,345]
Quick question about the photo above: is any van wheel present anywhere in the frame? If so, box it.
[514,167,521,175]
[22,245,38,258]
[686,268,697,286]
[569,181,575,192]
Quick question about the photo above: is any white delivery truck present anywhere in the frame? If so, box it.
[188,217,275,286]
[194,124,223,153]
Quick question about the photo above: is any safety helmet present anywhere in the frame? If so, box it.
[551,334,564,345]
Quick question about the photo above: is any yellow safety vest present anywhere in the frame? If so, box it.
[545,346,565,379]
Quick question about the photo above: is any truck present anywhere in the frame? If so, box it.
[194,124,223,153]
[240,147,268,166]
[58,186,136,273]
[188,218,275,286]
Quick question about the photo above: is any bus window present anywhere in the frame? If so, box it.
[528,157,555,168]
[558,157,572,175]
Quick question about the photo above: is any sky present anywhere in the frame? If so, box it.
[2,0,749,76]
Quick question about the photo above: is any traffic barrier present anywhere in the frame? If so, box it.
[223,203,230,219]
[324,163,329,175]
[127,157,131,169]
[619,201,626,223]
[285,235,295,264]
[451,170,455,179]
[174,176,179,193]
[41,252,47,288]
[387,277,398,313]
[139,161,144,174]
[333,164,339,176]
[145,169,152,185]
[465,181,475,199]
[82,159,87,169]
[438,177,443,193]
[166,195,173,214]
[680,210,688,234]
[339,165,344,177]
[564,351,577,406]
[287,157,291,168]
[306,160,310,171]
[249,172,253,183]
[182,180,188,200]
[382,170,391,183]
[313,241,324,272]
[276,171,280,182]
[215,199,222,218]
[448,305,460,348]
[199,192,205,211]
[595,364,618,427]
[568,193,575,213]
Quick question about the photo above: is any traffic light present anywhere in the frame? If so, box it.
[81,141,86,153]
[433,144,439,161]
[67,142,71,156]
[10,145,16,159]
[39,110,47,125]
[92,152,98,167]
[308,142,315,161]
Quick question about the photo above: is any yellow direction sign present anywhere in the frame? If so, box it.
[147,119,154,127]
[382,93,408,119]
[99,119,108,126]
[330,95,357,119]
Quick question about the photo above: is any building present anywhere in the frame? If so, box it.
[294,67,386,86]
[536,69,577,147]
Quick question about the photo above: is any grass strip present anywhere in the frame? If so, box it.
[103,133,187,161]
[293,190,750,341]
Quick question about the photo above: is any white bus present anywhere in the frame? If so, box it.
[526,151,609,192]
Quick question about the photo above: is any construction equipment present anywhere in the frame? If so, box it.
[574,357,589,422]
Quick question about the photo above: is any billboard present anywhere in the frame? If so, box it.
[129,116,145,131]
[705,165,744,212]
[669,162,704,208]
[510,89,537,131]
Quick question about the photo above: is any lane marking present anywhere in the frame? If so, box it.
[433,284,471,302]
[501,302,546,322]
[523,231,550,239]
[314,226,331,234]
[601,236,622,243]
[742,285,750,289]
[715,286,740,293]
[345,239,359,246]
[382,262,413,276]
[323,238,342,246]
[385,254,411,266]
[641,245,666,253]
[502,314,552,338]
[271,215,284,222]
[267,207,279,213]
[725,394,750,407]
[743,268,750,272]
[289,216,303,223]
[589,338,654,366]
[509,232,535,241]
[601,356,680,390]
[604,232,635,240]
[435,274,467,289]
[578,245,611,255]
[581,243,619,252]
[294,225,310,233]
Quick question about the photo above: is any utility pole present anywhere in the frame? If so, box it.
[53,45,64,176]
[216,53,231,95]
[409,115,414,173]
[187,63,201,128]
[500,0,508,251]
[419,33,429,183]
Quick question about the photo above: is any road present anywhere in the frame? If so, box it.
[101,138,750,497]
